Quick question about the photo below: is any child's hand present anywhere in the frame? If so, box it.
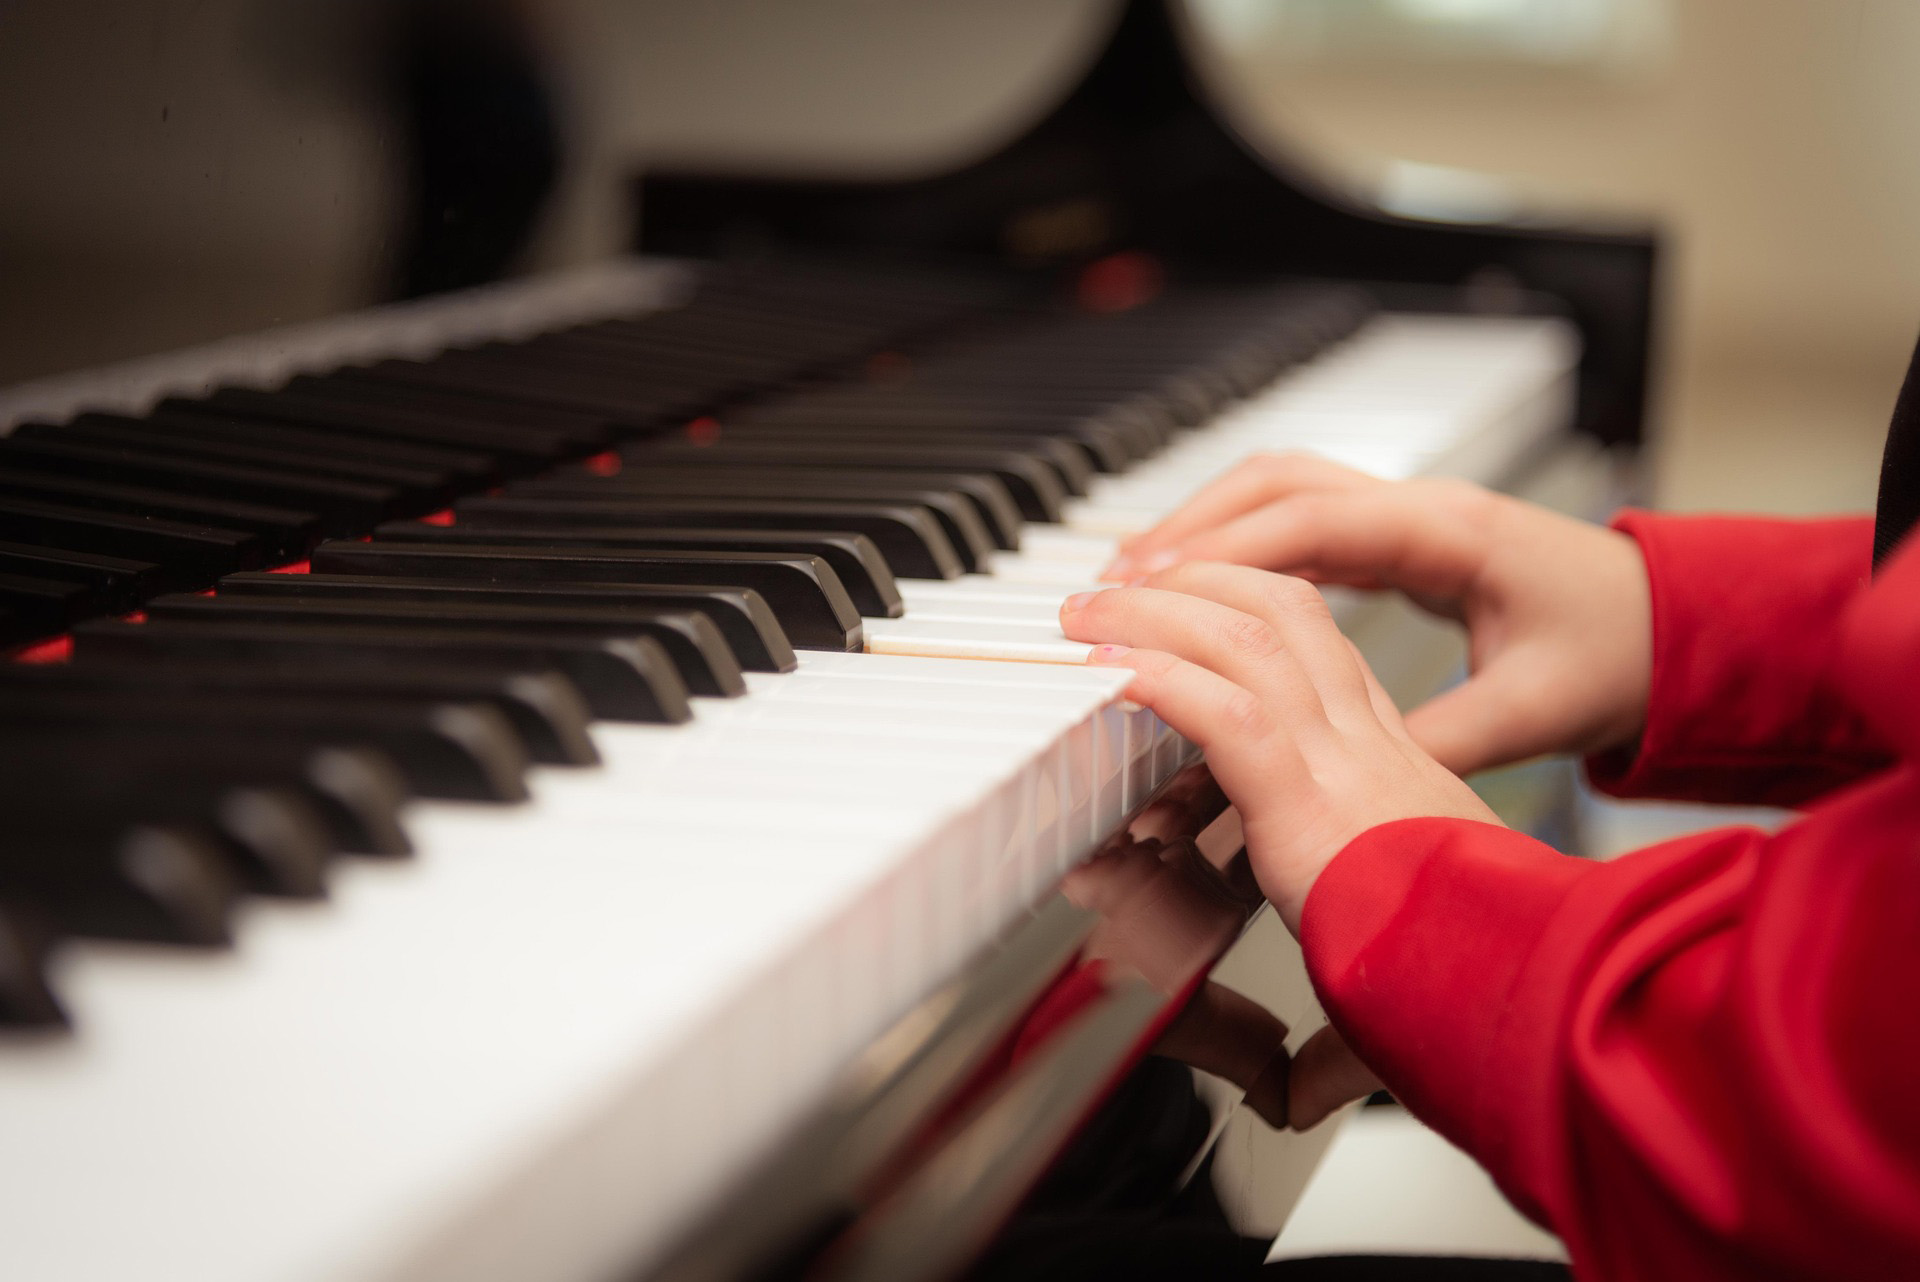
[1100,455,1653,777]
[1061,563,1497,932]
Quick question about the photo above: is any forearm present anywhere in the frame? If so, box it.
[1301,786,1920,1279]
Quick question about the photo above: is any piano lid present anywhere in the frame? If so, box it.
[638,0,1660,448]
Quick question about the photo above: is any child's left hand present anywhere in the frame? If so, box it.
[1060,562,1498,933]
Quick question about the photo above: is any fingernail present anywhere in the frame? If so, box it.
[1099,558,1132,581]
[1061,591,1099,613]
[1087,644,1132,663]
[1138,549,1182,573]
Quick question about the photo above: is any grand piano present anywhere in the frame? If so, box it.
[0,2,1656,1279]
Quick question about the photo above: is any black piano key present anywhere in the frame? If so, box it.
[216,572,798,674]
[200,787,336,897]
[0,466,319,561]
[30,416,464,510]
[0,900,65,1028]
[726,405,1143,471]
[0,815,236,947]
[73,615,691,727]
[347,355,672,428]
[0,541,161,614]
[280,373,621,445]
[516,465,1012,558]
[0,572,90,635]
[0,675,534,803]
[313,540,863,651]
[376,520,902,622]
[456,492,963,582]
[143,591,745,701]
[637,441,1068,522]
[0,495,261,579]
[886,382,1193,431]
[262,745,412,858]
[32,654,598,772]
[0,734,327,901]
[183,384,608,461]
[138,409,498,484]
[716,426,1096,495]
[404,521,902,619]
[0,725,412,858]
[0,436,402,531]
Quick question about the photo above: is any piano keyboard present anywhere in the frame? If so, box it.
[0,261,1575,1282]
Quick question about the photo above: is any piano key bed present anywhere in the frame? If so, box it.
[0,258,1577,1282]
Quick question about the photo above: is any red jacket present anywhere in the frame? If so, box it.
[1302,512,1920,1280]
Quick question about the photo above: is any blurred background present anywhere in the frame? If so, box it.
[6,0,1917,513]
[1198,0,1920,515]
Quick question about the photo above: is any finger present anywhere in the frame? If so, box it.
[1153,981,1291,1128]
[1142,484,1492,602]
[1288,1024,1384,1132]
[1064,586,1325,723]
[1105,453,1376,577]
[1400,650,1562,777]
[1087,647,1307,798]
[1135,562,1376,726]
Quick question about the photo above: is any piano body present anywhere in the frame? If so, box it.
[0,3,1656,1280]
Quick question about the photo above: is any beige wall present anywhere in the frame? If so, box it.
[1203,0,1920,512]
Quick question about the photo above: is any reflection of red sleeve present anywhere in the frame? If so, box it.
[1301,529,1920,1281]
[1586,512,1890,805]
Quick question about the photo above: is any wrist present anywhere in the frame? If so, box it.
[1590,525,1655,756]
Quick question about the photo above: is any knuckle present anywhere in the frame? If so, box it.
[1221,613,1280,660]
[1149,560,1205,590]
[1421,476,1495,519]
[1265,574,1331,620]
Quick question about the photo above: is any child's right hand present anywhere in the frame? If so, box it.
[1101,455,1654,776]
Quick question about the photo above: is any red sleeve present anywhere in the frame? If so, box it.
[1585,512,1890,806]
[1302,796,1920,1281]
[1302,530,1920,1280]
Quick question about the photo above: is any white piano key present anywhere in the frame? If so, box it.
[864,617,1093,663]
[976,552,1124,586]
[897,579,1105,609]
[1009,528,1121,562]
[790,649,1126,690]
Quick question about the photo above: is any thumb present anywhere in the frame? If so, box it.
[1400,660,1546,778]
[1287,1024,1384,1131]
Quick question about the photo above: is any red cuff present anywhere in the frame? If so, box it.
[1584,512,1887,806]
[1301,817,1590,1216]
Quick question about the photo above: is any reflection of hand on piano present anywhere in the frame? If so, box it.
[1153,982,1383,1132]
[1101,454,1655,778]
[1061,561,1497,932]
[1041,795,1388,1131]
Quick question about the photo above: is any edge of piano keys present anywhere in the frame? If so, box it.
[358,656,1189,1282]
